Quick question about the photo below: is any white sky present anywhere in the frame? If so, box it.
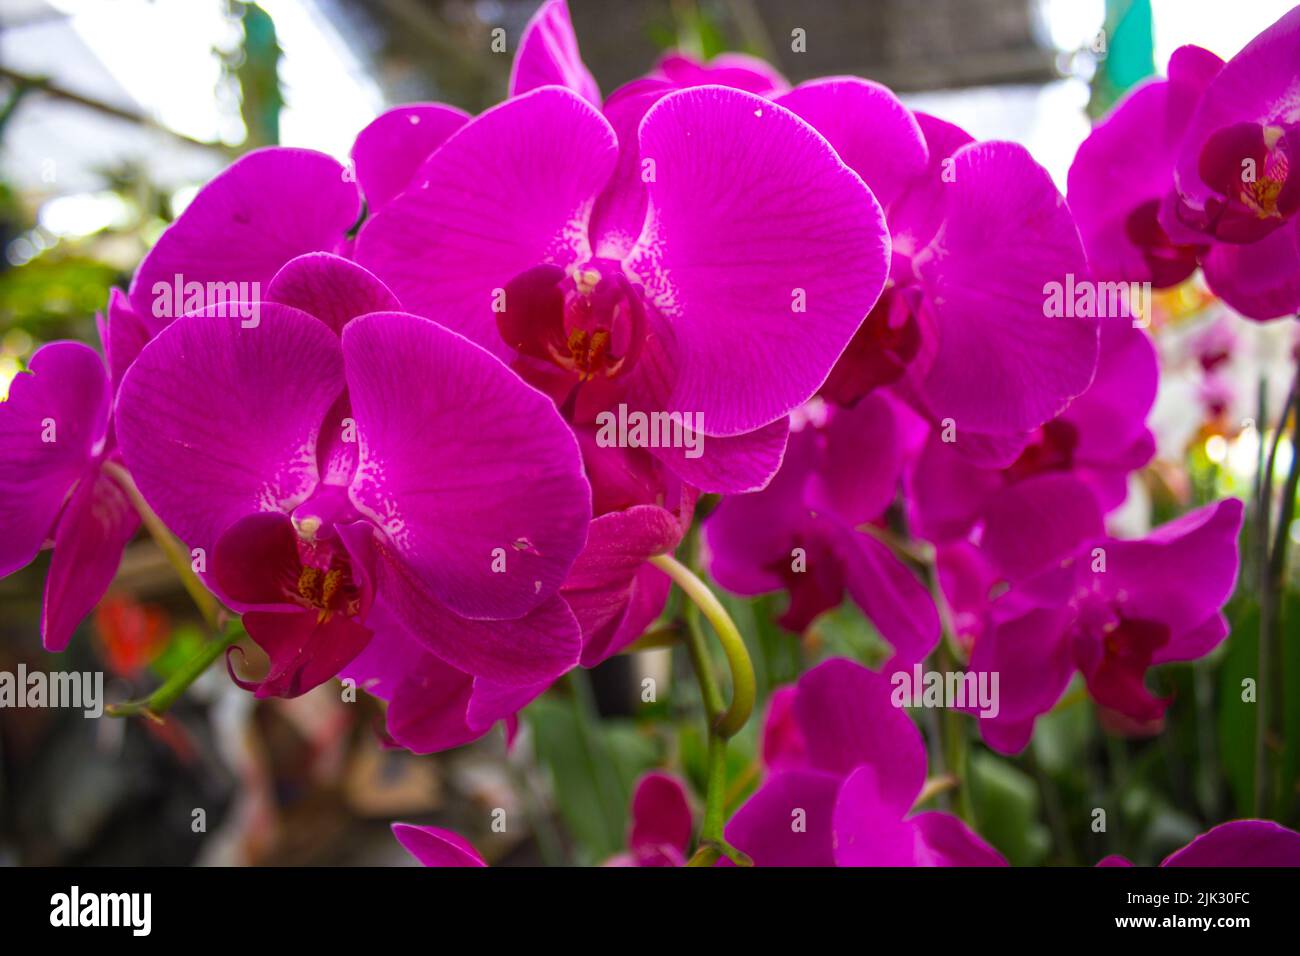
[908,0,1298,191]
[4,0,1296,228]
[32,0,384,156]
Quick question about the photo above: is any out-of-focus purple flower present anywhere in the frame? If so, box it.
[616,43,1100,454]
[344,604,544,753]
[726,659,1005,867]
[507,0,601,105]
[116,262,591,697]
[909,319,1159,549]
[1159,8,1300,319]
[1068,46,1222,289]
[705,395,939,665]
[968,496,1244,754]
[0,342,139,651]
[809,102,1097,454]
[1075,10,1300,320]
[648,50,790,98]
[606,771,694,867]
[1098,819,1300,866]
[392,823,487,867]
[1192,316,1239,373]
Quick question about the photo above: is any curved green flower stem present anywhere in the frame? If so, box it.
[107,620,244,720]
[649,553,756,739]
[649,552,755,867]
[103,460,223,633]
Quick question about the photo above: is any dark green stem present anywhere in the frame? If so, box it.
[107,621,244,719]
[1258,357,1300,813]
[654,536,754,866]
[103,460,223,633]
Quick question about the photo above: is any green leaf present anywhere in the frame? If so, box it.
[968,753,1050,866]
[1031,681,1093,777]
[1280,590,1300,821]
[526,694,658,864]
[1217,597,1259,815]
[807,601,890,669]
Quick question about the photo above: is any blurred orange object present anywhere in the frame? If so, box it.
[95,593,170,677]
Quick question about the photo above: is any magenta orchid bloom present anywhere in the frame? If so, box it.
[102,147,368,404]
[118,136,693,692]
[649,50,790,98]
[353,2,890,665]
[128,149,360,334]
[726,658,1005,867]
[967,496,1243,754]
[607,771,694,867]
[1068,45,1223,290]
[1098,819,1300,867]
[392,823,487,867]
[0,342,138,652]
[629,43,1101,459]
[908,321,1158,656]
[798,97,1098,461]
[343,605,546,753]
[1159,7,1300,318]
[355,33,890,500]
[909,319,1158,550]
[116,261,591,696]
[705,395,939,665]
[110,133,468,382]
[1071,8,1300,319]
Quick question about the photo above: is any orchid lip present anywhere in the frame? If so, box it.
[1187,119,1298,242]
[290,484,361,542]
[498,258,647,383]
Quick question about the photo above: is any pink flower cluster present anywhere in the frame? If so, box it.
[3,0,1297,867]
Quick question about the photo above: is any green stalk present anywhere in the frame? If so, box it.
[107,621,244,719]
[649,553,755,739]
[103,460,222,633]
[648,550,755,866]
[1259,360,1300,813]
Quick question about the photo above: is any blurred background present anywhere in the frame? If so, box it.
[1,0,1297,866]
